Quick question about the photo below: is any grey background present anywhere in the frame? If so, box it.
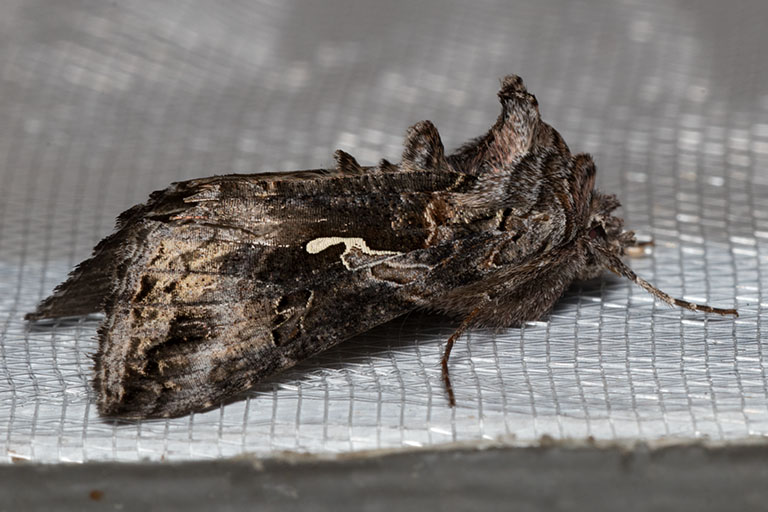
[1,0,766,462]
[6,442,768,511]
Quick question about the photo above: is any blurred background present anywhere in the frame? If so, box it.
[1,0,767,463]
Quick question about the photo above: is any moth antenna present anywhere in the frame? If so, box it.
[603,251,738,317]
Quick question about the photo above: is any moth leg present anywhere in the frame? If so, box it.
[450,75,541,173]
[441,302,487,407]
[401,120,448,172]
[602,249,739,317]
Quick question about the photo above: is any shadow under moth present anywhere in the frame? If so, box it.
[27,75,738,419]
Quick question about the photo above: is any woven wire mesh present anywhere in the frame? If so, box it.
[1,0,767,462]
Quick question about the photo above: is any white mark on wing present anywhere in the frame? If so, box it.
[306,237,398,256]
[306,237,401,270]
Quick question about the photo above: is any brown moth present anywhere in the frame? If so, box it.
[27,75,738,419]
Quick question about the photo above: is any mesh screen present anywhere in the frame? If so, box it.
[1,0,767,462]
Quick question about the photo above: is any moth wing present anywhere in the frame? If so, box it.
[32,159,462,418]
[26,135,458,323]
[95,219,452,418]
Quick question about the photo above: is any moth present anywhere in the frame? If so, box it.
[27,75,737,419]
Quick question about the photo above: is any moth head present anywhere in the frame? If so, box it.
[577,191,636,280]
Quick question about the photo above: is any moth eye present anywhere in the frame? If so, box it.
[588,225,606,240]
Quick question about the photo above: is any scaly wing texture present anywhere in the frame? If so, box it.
[29,128,478,417]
